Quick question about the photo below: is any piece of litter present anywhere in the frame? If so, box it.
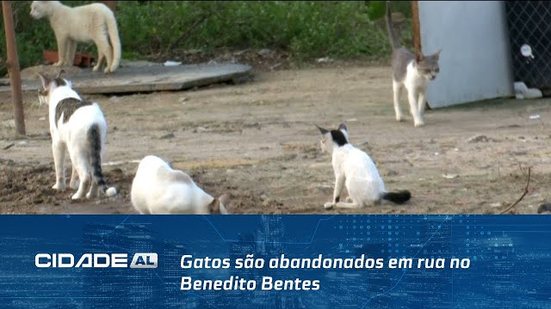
[442,174,459,179]
[490,202,502,208]
[163,60,182,67]
[257,49,272,57]
[514,81,543,99]
[529,114,541,120]
[317,57,333,63]
[103,160,141,166]
[434,152,439,156]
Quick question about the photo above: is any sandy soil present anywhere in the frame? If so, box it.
[0,64,549,214]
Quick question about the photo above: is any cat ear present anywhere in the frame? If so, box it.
[218,193,230,214]
[56,69,65,79]
[338,122,348,132]
[37,73,49,90]
[315,124,329,135]
[433,49,442,59]
[415,50,424,63]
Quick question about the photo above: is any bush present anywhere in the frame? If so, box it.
[0,1,412,75]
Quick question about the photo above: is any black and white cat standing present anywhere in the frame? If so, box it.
[37,71,116,199]
[317,123,410,209]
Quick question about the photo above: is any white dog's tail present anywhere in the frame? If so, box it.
[105,9,121,72]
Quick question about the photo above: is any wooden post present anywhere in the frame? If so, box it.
[2,1,25,136]
[411,0,422,54]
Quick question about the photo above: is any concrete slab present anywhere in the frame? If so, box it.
[0,61,253,95]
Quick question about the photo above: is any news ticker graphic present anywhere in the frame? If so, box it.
[0,215,549,308]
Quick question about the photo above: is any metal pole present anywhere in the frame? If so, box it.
[2,1,25,136]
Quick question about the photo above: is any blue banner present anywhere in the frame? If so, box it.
[0,215,550,308]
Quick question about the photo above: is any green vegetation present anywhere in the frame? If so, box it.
[0,1,412,75]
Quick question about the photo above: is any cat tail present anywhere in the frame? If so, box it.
[385,1,400,50]
[382,190,411,204]
[105,10,121,72]
[88,124,117,197]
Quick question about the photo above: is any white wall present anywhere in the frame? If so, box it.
[418,1,514,108]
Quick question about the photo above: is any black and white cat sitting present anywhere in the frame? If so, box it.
[317,123,410,209]
[37,70,117,199]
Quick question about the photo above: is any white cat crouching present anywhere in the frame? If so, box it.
[317,123,411,209]
[38,70,117,200]
[131,155,229,214]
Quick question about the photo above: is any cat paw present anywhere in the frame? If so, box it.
[103,67,111,74]
[71,192,84,200]
[395,115,403,122]
[414,121,425,127]
[53,61,63,67]
[324,202,335,210]
[92,65,100,72]
[52,183,66,191]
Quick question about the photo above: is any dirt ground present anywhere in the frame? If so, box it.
[0,63,550,214]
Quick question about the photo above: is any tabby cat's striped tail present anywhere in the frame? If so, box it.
[88,124,117,197]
